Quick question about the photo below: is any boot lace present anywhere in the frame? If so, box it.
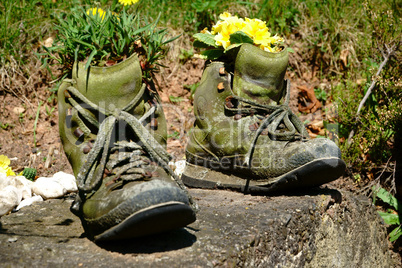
[224,80,309,168]
[63,80,196,210]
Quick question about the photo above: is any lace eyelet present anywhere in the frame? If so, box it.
[74,128,84,139]
[150,118,158,130]
[234,114,242,120]
[217,82,225,92]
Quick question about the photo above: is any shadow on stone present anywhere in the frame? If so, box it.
[254,185,342,200]
[55,219,75,226]
[96,227,197,254]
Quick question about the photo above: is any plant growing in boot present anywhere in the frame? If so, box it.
[193,12,285,61]
[182,13,346,193]
[42,0,196,241]
[41,0,178,91]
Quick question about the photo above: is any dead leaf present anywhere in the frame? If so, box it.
[340,49,349,67]
[40,37,54,48]
[297,85,322,113]
[13,107,25,115]
[356,78,366,85]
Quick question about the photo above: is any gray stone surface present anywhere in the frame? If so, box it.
[0,188,393,267]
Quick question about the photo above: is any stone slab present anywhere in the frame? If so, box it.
[0,188,392,267]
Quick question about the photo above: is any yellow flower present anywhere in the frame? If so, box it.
[86,7,106,21]
[118,0,139,6]
[0,155,15,176]
[211,12,247,49]
[86,8,121,22]
[242,18,269,45]
[201,27,211,34]
[219,12,232,20]
[215,32,231,49]
[212,13,245,35]
[204,12,284,52]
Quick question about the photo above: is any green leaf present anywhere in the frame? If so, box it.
[84,49,97,70]
[193,40,211,48]
[224,43,242,52]
[71,38,95,50]
[169,96,183,103]
[193,33,217,48]
[372,186,400,210]
[200,49,224,60]
[229,31,253,45]
[287,47,295,53]
[163,33,181,45]
[389,225,402,242]
[378,211,400,225]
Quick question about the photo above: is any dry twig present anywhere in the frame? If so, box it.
[347,42,400,145]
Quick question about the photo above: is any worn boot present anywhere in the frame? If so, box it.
[183,44,345,193]
[58,54,196,241]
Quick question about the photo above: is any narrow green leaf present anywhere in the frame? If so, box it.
[389,225,402,242]
[163,34,181,45]
[193,33,218,48]
[71,38,95,49]
[74,45,80,64]
[84,49,97,70]
[229,31,253,44]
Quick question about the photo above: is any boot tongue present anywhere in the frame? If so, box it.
[72,53,143,109]
[233,43,288,105]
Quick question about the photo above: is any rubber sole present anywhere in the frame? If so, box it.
[94,201,196,242]
[182,157,346,194]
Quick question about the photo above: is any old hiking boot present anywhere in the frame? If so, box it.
[58,54,196,241]
[183,43,346,193]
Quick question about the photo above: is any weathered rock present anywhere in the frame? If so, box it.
[169,160,187,177]
[0,188,395,267]
[32,177,67,199]
[0,174,33,200]
[0,186,21,216]
[52,171,78,193]
[15,195,44,211]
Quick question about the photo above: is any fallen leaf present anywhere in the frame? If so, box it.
[297,85,322,113]
[13,107,25,115]
[340,49,349,66]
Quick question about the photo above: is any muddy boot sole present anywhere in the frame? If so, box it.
[94,201,196,242]
[182,157,346,194]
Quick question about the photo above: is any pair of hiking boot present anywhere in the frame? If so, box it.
[58,44,345,242]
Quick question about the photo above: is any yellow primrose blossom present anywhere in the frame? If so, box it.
[118,0,139,6]
[206,12,284,52]
[201,27,211,34]
[242,18,271,47]
[215,32,231,49]
[212,14,245,35]
[0,155,16,176]
[86,8,106,21]
[219,12,232,20]
[214,22,239,49]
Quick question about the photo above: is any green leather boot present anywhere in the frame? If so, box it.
[183,44,345,193]
[58,54,196,241]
